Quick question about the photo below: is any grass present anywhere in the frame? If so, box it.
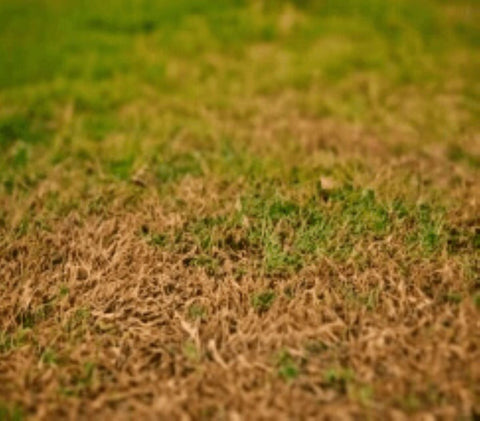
[276,350,300,381]
[0,0,479,419]
[171,184,454,276]
[252,290,276,313]
[0,403,23,421]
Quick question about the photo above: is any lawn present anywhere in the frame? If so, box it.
[0,0,479,419]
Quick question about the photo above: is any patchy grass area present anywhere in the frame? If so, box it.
[0,0,479,419]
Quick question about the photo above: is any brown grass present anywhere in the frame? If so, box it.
[2,0,480,417]
[0,80,479,420]
[1,166,479,419]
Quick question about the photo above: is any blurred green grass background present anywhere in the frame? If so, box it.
[0,0,478,194]
[0,0,478,88]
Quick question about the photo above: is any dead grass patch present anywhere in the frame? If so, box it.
[1,186,479,419]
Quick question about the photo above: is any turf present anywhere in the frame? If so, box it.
[0,0,479,419]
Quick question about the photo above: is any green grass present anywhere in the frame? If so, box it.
[0,1,479,416]
[0,329,30,354]
[252,290,276,312]
[169,182,454,275]
[276,350,300,381]
[59,361,97,398]
[0,402,23,421]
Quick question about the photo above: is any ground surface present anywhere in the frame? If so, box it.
[0,0,479,419]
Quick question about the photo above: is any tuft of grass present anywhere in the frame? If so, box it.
[59,285,69,298]
[81,362,96,388]
[324,367,355,393]
[182,340,201,363]
[415,203,445,253]
[0,402,23,421]
[40,348,58,365]
[252,290,276,313]
[276,350,300,381]
[444,292,462,305]
[472,292,480,310]
[0,329,30,354]
[398,393,422,413]
[352,385,374,407]
[140,225,168,248]
[15,303,54,329]
[473,229,480,250]
[60,361,97,397]
[187,304,207,321]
